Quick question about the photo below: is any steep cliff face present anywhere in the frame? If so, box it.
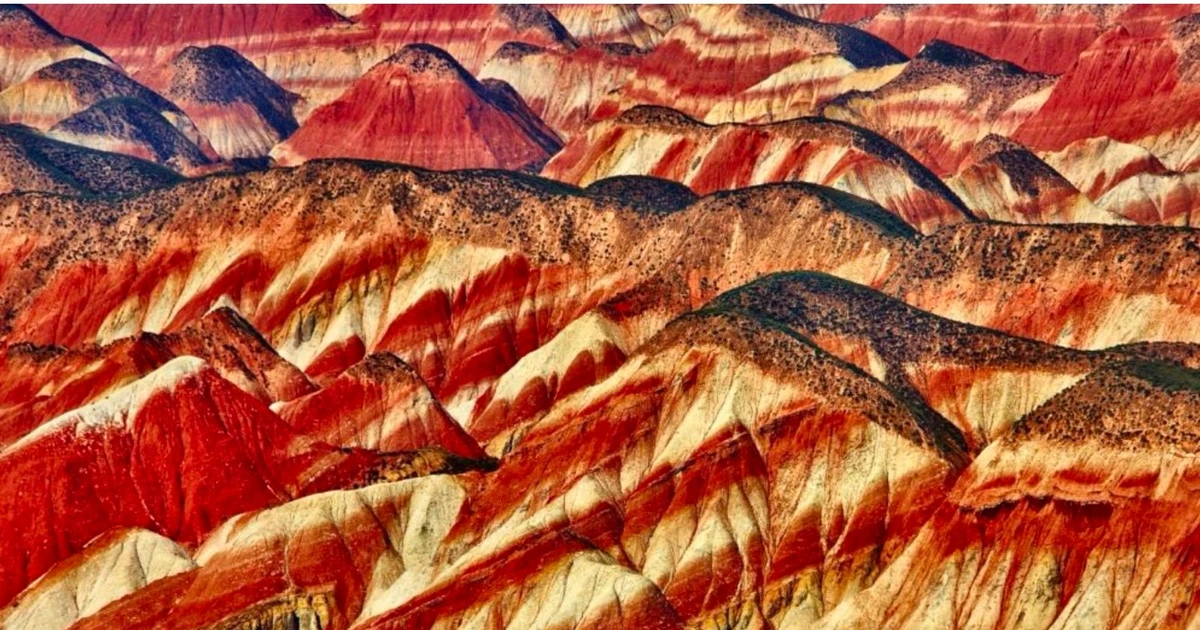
[887,223,1200,349]
[0,5,112,91]
[947,134,1121,224]
[155,45,299,161]
[818,360,1200,630]
[860,4,1197,74]
[542,105,972,234]
[824,40,1055,176]
[1014,18,1200,171]
[597,4,907,121]
[271,45,562,170]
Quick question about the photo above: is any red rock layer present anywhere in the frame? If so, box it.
[820,360,1200,629]
[596,4,907,121]
[887,223,1200,349]
[0,163,915,431]
[1014,19,1200,171]
[542,105,972,234]
[271,44,562,170]
[947,134,1119,224]
[824,40,1055,176]
[361,310,966,628]
[861,4,1197,74]
[277,352,486,459]
[0,357,475,607]
[0,5,112,91]
[0,307,315,450]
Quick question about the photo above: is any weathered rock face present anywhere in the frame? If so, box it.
[947,134,1121,224]
[479,41,644,138]
[47,97,220,174]
[3,7,1200,630]
[1014,18,1200,171]
[542,105,972,234]
[271,45,562,170]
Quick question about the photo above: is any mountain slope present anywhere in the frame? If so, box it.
[0,124,182,196]
[47,97,219,173]
[542,105,973,234]
[156,45,299,161]
[271,44,562,170]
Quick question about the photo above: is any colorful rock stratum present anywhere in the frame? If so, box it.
[3,3,1200,629]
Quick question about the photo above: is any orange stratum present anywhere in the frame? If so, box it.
[349,308,966,628]
[887,222,1200,349]
[595,4,907,121]
[270,44,562,171]
[816,360,1200,630]
[823,40,1055,176]
[0,162,915,422]
[541,105,973,234]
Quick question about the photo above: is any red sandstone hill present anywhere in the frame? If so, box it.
[152,45,299,161]
[31,4,579,119]
[544,4,662,50]
[858,4,1198,74]
[0,4,112,91]
[541,105,973,234]
[597,4,908,121]
[270,44,562,170]
[0,123,181,196]
[824,40,1055,176]
[1014,17,1200,172]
